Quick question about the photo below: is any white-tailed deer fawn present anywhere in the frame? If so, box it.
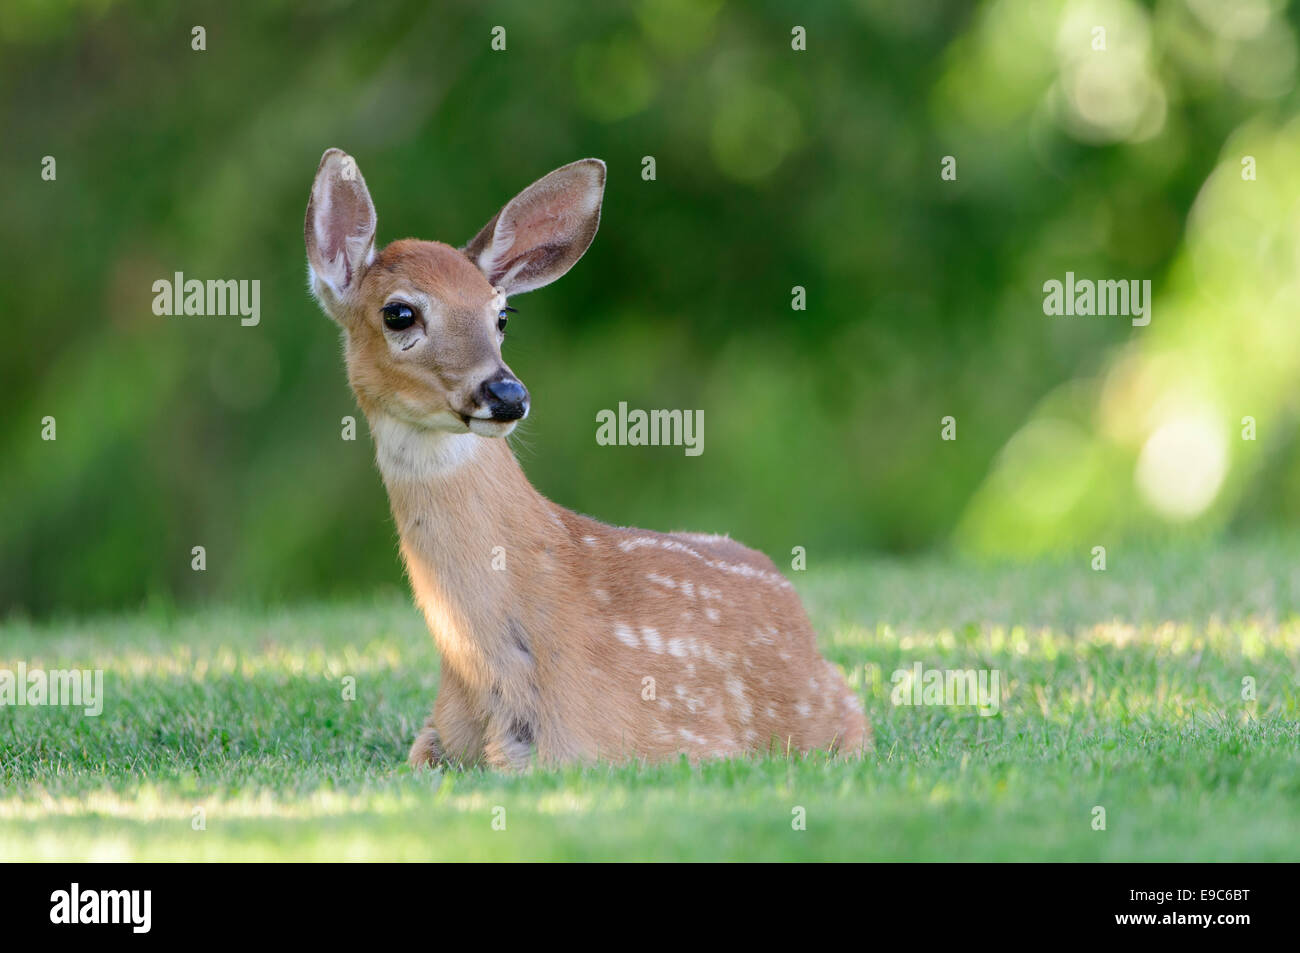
[304,149,868,769]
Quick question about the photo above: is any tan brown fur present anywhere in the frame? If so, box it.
[304,149,869,770]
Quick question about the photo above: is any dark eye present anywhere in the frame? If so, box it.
[381,302,416,331]
[497,310,508,333]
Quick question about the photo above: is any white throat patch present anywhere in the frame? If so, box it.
[371,414,480,481]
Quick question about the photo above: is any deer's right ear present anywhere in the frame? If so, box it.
[305,148,377,307]
[463,159,605,296]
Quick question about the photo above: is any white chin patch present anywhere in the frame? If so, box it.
[467,417,516,438]
[371,414,480,480]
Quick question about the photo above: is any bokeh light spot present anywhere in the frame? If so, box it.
[1135,412,1228,520]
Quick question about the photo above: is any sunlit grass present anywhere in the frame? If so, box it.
[1,540,1298,860]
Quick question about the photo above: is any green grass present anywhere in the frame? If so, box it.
[2,539,1299,861]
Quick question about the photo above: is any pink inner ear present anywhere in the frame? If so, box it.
[496,242,565,289]
[316,178,373,288]
[463,160,604,294]
[507,184,584,251]
[322,184,365,255]
[486,181,595,286]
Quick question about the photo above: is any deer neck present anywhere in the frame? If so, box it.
[367,413,558,688]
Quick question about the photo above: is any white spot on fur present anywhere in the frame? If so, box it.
[615,536,793,590]
[646,572,676,589]
[667,638,688,658]
[725,676,752,723]
[673,684,703,713]
[641,626,663,653]
[795,701,812,718]
[705,607,721,624]
[613,623,639,648]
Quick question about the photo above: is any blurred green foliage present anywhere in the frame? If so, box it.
[2,0,1299,615]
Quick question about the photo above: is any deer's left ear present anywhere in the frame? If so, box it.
[305,148,377,305]
[463,159,605,296]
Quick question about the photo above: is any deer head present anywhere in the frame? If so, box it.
[305,149,605,437]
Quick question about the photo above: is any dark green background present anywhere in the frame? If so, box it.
[3,0,1298,614]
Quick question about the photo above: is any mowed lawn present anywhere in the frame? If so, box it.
[2,539,1299,861]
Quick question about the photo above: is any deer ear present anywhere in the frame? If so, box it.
[305,148,377,303]
[463,159,605,296]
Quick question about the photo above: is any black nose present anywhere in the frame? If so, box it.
[480,375,529,421]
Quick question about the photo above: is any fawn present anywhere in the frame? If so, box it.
[304,149,869,769]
